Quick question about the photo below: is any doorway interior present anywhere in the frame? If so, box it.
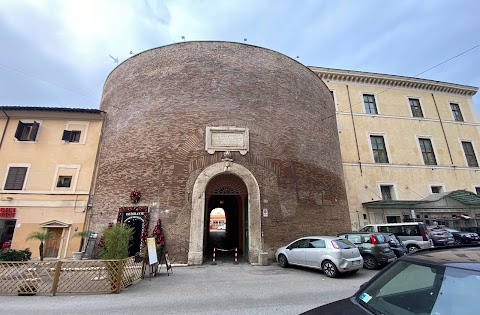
[125,217,143,257]
[204,174,248,263]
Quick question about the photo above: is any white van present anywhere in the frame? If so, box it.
[359,222,433,253]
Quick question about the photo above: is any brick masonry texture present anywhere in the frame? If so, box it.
[91,41,350,263]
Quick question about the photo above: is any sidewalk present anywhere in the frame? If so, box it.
[0,261,378,315]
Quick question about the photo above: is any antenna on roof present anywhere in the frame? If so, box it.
[129,51,134,55]
[181,36,185,41]
[244,38,247,43]
[109,54,119,65]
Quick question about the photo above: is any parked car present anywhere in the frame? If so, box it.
[274,236,363,277]
[336,232,396,270]
[460,226,480,234]
[427,226,455,246]
[442,227,480,245]
[380,233,407,258]
[359,222,433,253]
[300,245,480,315]
[217,224,226,230]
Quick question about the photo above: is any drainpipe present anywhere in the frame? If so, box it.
[0,107,11,151]
[346,85,363,174]
[432,93,454,165]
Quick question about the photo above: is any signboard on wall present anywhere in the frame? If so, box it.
[0,208,16,218]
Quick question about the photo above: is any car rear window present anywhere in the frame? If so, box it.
[333,239,355,249]
[374,234,387,243]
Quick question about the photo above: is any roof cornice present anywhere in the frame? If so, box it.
[309,66,478,97]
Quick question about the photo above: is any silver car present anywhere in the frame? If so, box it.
[275,236,363,278]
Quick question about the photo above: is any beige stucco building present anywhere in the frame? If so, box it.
[0,107,103,259]
[311,67,480,229]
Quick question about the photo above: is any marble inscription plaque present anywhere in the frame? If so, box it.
[206,126,249,155]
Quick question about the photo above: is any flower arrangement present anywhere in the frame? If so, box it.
[153,219,165,246]
[130,190,141,203]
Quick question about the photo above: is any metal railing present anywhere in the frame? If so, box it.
[0,256,144,295]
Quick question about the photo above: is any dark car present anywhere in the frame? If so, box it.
[301,244,480,315]
[336,232,396,270]
[461,226,480,234]
[443,227,480,245]
[380,233,407,258]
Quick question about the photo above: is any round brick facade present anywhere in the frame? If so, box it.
[91,42,350,264]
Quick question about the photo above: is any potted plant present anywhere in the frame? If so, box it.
[26,230,52,261]
[71,230,91,260]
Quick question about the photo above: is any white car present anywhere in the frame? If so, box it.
[217,225,226,230]
[275,236,363,277]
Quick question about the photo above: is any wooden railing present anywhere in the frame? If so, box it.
[0,256,144,295]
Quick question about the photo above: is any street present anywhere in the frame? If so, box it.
[0,261,378,315]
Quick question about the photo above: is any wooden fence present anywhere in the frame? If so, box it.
[0,256,144,295]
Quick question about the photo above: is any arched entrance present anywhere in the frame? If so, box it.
[188,162,261,265]
[204,174,247,261]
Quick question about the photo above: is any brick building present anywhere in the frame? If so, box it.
[90,41,350,264]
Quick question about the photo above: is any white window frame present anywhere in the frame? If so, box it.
[459,138,479,167]
[51,164,81,192]
[473,185,480,195]
[429,183,446,194]
[13,119,43,143]
[361,92,380,115]
[377,182,398,200]
[407,97,424,118]
[3,163,31,190]
[330,89,338,111]
[450,102,464,122]
[63,121,90,145]
[415,135,440,165]
[367,132,391,164]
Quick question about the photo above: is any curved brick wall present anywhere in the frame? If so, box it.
[91,42,350,263]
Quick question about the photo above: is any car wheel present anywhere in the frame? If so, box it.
[363,255,378,270]
[407,245,419,253]
[278,254,288,268]
[454,239,462,246]
[322,260,339,278]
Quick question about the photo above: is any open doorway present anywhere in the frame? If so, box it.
[204,174,247,263]
[125,217,143,256]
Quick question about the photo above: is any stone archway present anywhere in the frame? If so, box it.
[188,162,261,265]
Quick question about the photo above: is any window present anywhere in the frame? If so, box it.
[56,176,72,188]
[363,94,378,114]
[309,239,326,248]
[451,103,464,122]
[409,98,423,117]
[462,141,478,167]
[419,138,437,165]
[431,186,443,194]
[4,167,27,190]
[14,121,39,141]
[475,187,480,195]
[62,130,81,143]
[370,135,389,163]
[380,185,393,200]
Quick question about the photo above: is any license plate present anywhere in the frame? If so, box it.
[388,257,396,263]
[352,260,361,266]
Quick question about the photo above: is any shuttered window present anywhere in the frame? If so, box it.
[4,167,27,190]
[14,121,39,141]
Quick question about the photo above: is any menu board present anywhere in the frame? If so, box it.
[146,237,158,265]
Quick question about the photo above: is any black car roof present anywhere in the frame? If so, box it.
[405,245,480,271]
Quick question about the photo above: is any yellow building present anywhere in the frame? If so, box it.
[311,67,480,230]
[0,106,104,259]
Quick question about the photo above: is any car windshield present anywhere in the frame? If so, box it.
[444,228,459,233]
[355,260,480,315]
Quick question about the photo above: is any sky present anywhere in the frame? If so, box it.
[0,0,479,111]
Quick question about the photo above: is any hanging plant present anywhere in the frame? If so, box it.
[130,190,141,203]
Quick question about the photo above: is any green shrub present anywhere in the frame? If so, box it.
[0,248,32,261]
[100,224,133,260]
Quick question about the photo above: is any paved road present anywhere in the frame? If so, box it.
[0,261,378,315]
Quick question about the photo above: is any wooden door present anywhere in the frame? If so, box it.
[44,228,63,258]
